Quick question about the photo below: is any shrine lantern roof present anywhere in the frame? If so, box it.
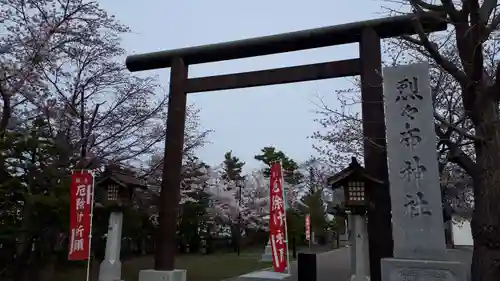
[327,157,384,190]
[95,163,148,190]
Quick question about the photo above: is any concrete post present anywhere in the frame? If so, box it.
[99,212,123,281]
[261,239,273,262]
[348,213,356,277]
[350,215,370,281]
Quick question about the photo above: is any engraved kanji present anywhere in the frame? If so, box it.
[404,191,432,217]
[400,123,422,148]
[396,77,423,102]
[400,156,427,182]
[401,104,419,120]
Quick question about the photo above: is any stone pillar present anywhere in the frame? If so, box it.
[351,215,370,281]
[381,63,467,281]
[347,213,356,277]
[261,239,273,262]
[99,212,123,281]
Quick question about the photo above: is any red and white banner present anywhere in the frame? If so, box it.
[269,162,288,273]
[68,170,94,261]
[305,214,311,241]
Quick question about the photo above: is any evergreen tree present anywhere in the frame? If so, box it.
[221,151,245,184]
[254,146,303,184]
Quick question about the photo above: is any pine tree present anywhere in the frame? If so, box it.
[254,146,303,184]
[221,151,245,184]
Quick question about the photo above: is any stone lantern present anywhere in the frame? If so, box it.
[327,157,383,281]
[327,157,383,215]
[95,163,147,281]
[95,164,147,208]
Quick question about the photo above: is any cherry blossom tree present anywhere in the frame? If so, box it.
[206,167,298,231]
[0,1,211,278]
[145,160,301,251]
[0,1,207,279]
[140,156,212,227]
[1,0,211,169]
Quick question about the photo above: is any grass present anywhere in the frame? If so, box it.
[57,252,272,281]
[55,245,335,281]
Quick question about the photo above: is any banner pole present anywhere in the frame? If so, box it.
[280,160,291,275]
[85,170,96,281]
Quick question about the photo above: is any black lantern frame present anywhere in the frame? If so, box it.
[327,157,384,215]
[95,164,148,210]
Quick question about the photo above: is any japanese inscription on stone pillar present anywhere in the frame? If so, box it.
[383,63,447,260]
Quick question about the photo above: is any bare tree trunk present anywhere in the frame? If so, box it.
[0,89,11,138]
[38,229,59,281]
[230,224,239,253]
[470,175,500,281]
[12,241,33,281]
[470,101,500,281]
[13,205,35,281]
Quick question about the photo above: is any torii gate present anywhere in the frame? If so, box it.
[125,13,446,281]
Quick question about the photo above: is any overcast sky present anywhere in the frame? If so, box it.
[99,0,392,172]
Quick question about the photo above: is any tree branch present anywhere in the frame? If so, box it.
[435,124,478,180]
[479,0,497,23]
[435,112,483,141]
[441,0,461,22]
[461,0,471,19]
[492,61,500,100]
[410,0,447,12]
[400,35,423,45]
[411,13,470,86]
[484,12,500,44]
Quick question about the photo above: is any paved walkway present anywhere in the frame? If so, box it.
[284,247,351,281]
[236,246,473,281]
